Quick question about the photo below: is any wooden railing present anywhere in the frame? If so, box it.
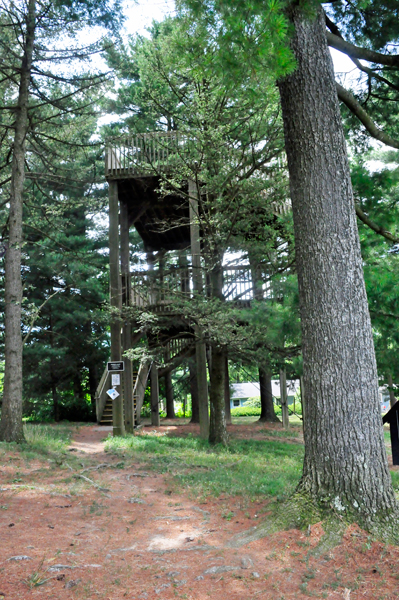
[130,265,271,308]
[95,366,110,423]
[131,266,191,309]
[105,131,183,179]
[105,131,292,216]
[133,360,151,422]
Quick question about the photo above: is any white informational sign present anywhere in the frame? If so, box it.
[111,374,120,387]
[106,388,120,400]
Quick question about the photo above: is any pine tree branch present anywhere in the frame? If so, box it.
[23,288,66,345]
[326,31,399,67]
[336,82,399,149]
[354,203,399,243]
[325,16,399,93]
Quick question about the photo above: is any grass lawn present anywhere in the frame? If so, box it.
[104,426,305,502]
[0,420,397,502]
[0,422,73,459]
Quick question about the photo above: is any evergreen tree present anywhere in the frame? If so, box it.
[106,15,294,443]
[0,0,122,441]
[351,153,399,401]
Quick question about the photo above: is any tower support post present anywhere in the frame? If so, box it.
[109,180,125,437]
[120,198,134,433]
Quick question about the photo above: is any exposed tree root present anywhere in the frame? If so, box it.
[227,491,399,549]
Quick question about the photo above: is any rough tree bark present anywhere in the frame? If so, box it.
[278,5,397,522]
[208,258,228,445]
[0,0,36,443]
[165,371,176,419]
[258,367,279,423]
[209,346,227,444]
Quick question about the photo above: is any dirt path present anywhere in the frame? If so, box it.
[1,424,399,599]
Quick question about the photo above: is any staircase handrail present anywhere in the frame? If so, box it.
[95,364,110,423]
[133,360,151,421]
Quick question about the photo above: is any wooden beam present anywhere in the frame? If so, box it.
[158,345,195,377]
[109,180,125,437]
[120,198,134,434]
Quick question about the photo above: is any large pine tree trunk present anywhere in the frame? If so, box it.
[259,367,279,423]
[209,346,227,445]
[165,371,176,419]
[278,6,397,520]
[208,258,228,445]
[0,0,36,443]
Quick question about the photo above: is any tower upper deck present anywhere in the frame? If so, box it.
[105,131,185,180]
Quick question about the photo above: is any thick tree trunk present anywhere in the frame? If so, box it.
[165,371,176,419]
[189,359,200,423]
[189,180,209,438]
[278,6,397,519]
[209,346,227,445]
[0,0,36,443]
[259,367,279,423]
[49,309,59,422]
[208,258,228,445]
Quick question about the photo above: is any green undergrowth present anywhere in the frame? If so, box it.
[0,423,73,459]
[391,470,399,490]
[104,433,304,501]
[231,406,262,417]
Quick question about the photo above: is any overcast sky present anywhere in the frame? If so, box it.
[123,0,176,37]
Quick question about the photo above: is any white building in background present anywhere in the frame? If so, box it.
[230,380,300,409]
[230,380,392,413]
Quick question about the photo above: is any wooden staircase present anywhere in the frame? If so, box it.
[99,397,114,426]
[96,364,150,426]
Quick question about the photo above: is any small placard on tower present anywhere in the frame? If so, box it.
[107,361,125,372]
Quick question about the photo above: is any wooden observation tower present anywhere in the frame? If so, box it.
[96,131,290,437]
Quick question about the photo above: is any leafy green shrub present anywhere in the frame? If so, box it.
[243,397,261,407]
[23,392,95,422]
[140,405,166,419]
[231,402,302,418]
[175,402,192,418]
[231,406,261,417]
